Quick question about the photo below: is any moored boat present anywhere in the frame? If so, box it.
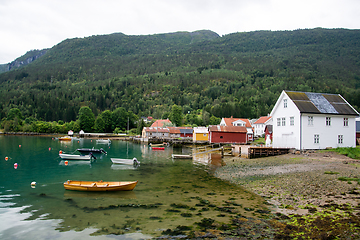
[96,139,111,144]
[59,153,96,160]
[111,157,140,165]
[58,136,72,141]
[77,148,107,154]
[151,147,165,150]
[63,180,138,191]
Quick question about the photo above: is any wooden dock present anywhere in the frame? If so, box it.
[248,147,290,158]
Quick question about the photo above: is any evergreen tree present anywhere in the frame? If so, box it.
[78,106,95,132]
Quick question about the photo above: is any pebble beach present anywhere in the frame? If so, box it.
[214,151,360,239]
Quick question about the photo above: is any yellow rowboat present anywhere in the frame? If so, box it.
[58,136,72,141]
[63,180,138,191]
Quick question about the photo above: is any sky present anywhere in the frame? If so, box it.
[1,0,360,64]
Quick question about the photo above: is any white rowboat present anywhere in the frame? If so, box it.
[110,157,140,165]
[59,153,96,160]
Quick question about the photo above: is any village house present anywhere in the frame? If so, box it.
[220,117,253,141]
[270,90,359,150]
[168,127,193,138]
[193,127,209,143]
[150,119,172,128]
[208,125,247,144]
[142,127,170,139]
[253,116,272,137]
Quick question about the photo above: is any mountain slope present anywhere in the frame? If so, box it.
[0,28,360,123]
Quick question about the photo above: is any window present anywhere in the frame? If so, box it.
[284,99,287,108]
[282,117,286,126]
[344,118,348,127]
[203,134,207,137]
[277,118,281,126]
[326,117,331,126]
[308,116,313,125]
[290,117,294,126]
[314,134,319,144]
[338,135,343,144]
[220,136,223,139]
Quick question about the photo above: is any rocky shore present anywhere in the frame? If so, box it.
[214,151,360,239]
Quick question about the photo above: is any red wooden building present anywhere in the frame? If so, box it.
[264,125,273,141]
[208,125,247,144]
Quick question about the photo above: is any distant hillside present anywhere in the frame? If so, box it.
[0,49,48,73]
[0,28,360,123]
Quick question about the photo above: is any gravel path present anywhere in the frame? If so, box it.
[215,151,360,216]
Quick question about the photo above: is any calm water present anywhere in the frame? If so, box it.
[0,135,266,239]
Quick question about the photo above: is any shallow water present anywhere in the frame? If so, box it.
[0,136,266,239]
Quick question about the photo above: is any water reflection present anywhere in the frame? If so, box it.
[0,137,267,239]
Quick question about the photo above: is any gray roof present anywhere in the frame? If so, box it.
[180,128,193,134]
[286,91,359,116]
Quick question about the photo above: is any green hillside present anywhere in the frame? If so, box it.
[1,28,360,132]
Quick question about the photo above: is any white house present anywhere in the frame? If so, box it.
[253,116,272,137]
[270,90,359,150]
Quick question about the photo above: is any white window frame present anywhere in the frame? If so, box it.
[277,118,281,126]
[281,117,286,126]
[308,116,313,126]
[344,118,348,127]
[290,116,294,126]
[326,117,331,126]
[314,134,319,144]
[338,135,343,144]
[283,99,287,108]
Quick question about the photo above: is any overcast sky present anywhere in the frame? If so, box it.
[1,0,360,64]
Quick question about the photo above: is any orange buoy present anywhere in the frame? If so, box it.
[49,147,51,151]
[59,150,63,154]
[65,160,68,166]
[5,156,8,161]
[19,145,21,148]
[14,163,18,169]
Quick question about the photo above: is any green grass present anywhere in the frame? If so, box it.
[326,147,360,159]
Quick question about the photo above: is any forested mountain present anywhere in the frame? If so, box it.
[1,28,360,131]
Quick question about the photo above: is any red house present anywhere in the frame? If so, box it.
[208,125,247,144]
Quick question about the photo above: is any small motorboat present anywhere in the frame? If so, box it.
[96,139,111,144]
[111,157,140,166]
[63,180,138,191]
[59,152,96,160]
[77,148,107,155]
[151,147,165,150]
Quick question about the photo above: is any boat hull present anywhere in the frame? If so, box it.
[59,154,92,160]
[111,158,139,165]
[152,147,165,150]
[63,180,138,191]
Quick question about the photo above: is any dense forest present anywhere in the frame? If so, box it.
[1,28,360,133]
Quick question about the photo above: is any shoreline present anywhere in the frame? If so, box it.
[215,151,360,216]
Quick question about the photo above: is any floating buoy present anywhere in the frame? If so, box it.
[49,147,51,151]
[59,150,63,154]
[31,182,36,186]
[65,160,68,166]
[5,156,8,161]
[78,141,79,143]
[14,163,18,169]
[19,145,21,148]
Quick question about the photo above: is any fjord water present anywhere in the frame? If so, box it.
[0,135,265,239]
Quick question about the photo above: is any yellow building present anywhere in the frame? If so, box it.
[193,127,209,143]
